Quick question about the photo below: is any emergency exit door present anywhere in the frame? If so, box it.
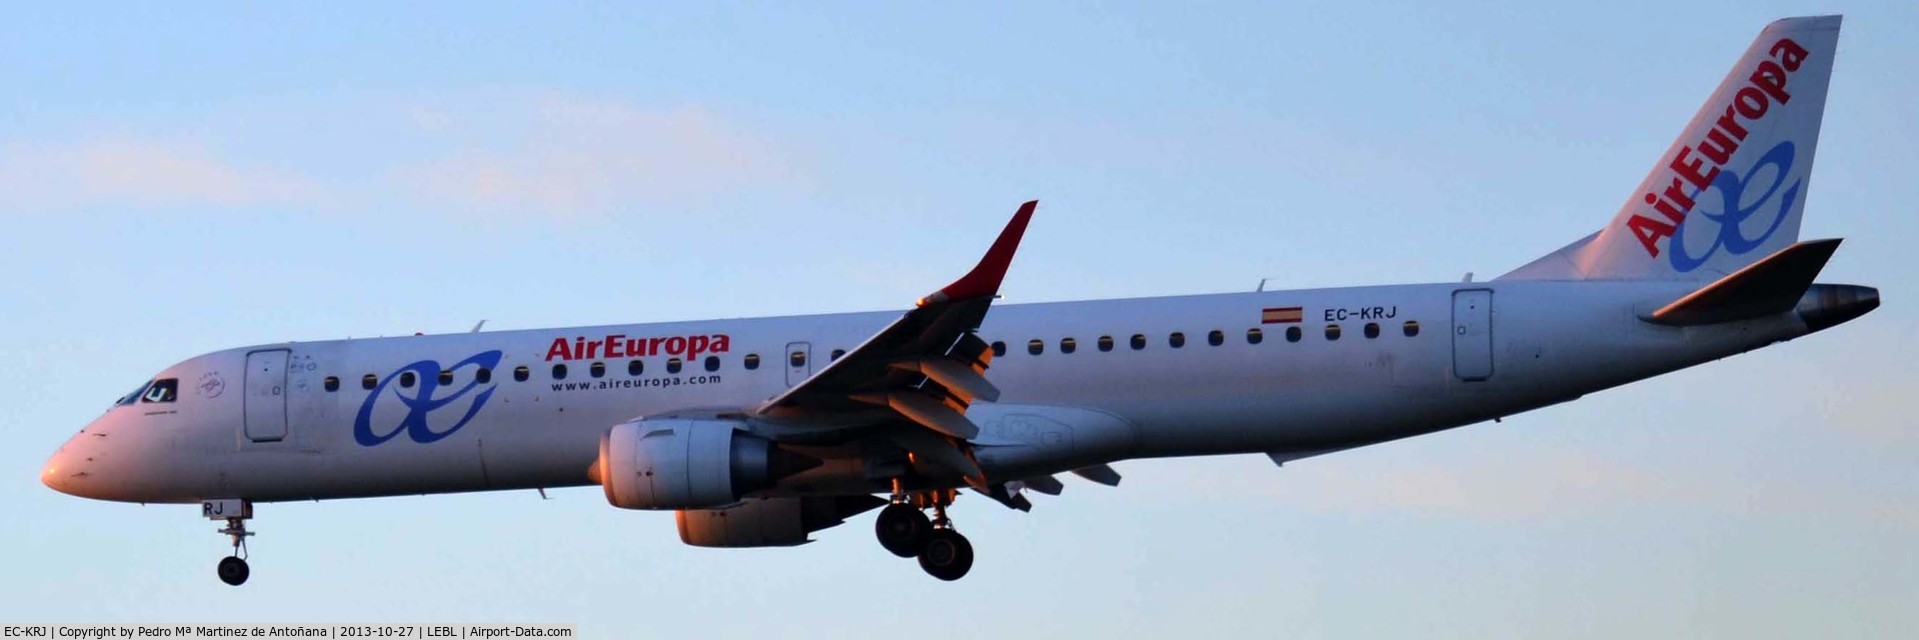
[1451,289,1494,381]
[784,341,812,387]
[244,350,289,442]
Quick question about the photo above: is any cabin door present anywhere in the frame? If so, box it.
[784,341,812,387]
[1451,289,1494,381]
[244,349,290,441]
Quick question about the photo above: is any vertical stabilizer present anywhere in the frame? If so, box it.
[1502,16,1842,281]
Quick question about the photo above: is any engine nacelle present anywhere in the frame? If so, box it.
[677,496,887,548]
[599,418,815,510]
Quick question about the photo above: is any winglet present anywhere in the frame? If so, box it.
[920,200,1037,306]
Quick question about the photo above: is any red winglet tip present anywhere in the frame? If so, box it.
[933,200,1037,302]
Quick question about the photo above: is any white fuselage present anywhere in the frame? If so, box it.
[43,278,1815,506]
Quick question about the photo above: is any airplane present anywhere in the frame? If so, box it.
[43,15,1876,586]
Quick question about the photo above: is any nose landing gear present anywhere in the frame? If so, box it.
[874,489,975,581]
[203,499,254,586]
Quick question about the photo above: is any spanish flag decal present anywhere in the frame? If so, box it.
[1261,307,1303,324]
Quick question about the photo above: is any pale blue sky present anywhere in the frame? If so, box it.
[3,2,1915,637]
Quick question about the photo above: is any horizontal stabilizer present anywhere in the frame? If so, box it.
[1645,238,1841,326]
[1070,464,1121,487]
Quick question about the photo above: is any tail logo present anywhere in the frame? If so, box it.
[1626,37,1811,265]
[354,350,503,446]
[1667,141,1800,272]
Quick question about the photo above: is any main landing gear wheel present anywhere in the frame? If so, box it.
[875,503,931,558]
[217,556,250,586]
[874,488,978,580]
[917,528,974,581]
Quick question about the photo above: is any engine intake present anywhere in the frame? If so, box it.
[598,418,819,510]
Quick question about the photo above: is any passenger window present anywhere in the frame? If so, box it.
[831,349,846,361]
[704,356,720,372]
[476,368,492,384]
[1207,330,1224,346]
[1247,328,1264,344]
[1060,337,1077,354]
[1131,334,1147,350]
[551,364,568,380]
[1169,332,1186,348]
[745,354,760,370]
[1097,335,1115,352]
[667,358,683,374]
[1325,325,1342,341]
[992,341,1007,357]
[1286,326,1303,343]
[1364,322,1380,339]
[628,360,644,376]
[324,376,340,392]
[1027,339,1044,356]
[362,374,378,390]
[438,370,454,385]
[1403,320,1420,337]
[790,351,806,367]
[513,366,530,382]
[590,362,606,378]
[399,372,417,388]
[141,379,179,403]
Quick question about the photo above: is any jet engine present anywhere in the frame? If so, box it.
[598,418,819,510]
[677,496,887,547]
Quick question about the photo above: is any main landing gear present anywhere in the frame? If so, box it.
[874,489,974,581]
[203,499,254,586]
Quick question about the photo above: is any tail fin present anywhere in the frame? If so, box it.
[1502,15,1842,281]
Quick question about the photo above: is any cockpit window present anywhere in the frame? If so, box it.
[114,382,150,406]
[141,378,179,403]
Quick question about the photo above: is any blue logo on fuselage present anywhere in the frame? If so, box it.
[1669,140,1801,273]
[354,350,502,446]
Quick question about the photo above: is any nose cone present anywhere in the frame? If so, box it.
[42,436,84,497]
[42,419,126,501]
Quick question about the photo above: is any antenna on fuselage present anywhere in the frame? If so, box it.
[470,319,488,333]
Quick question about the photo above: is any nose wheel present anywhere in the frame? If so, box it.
[204,499,255,586]
[874,489,975,581]
[217,555,250,586]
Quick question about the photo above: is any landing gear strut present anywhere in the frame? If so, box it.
[873,488,975,581]
[204,499,254,586]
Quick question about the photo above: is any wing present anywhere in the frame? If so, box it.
[752,200,1036,484]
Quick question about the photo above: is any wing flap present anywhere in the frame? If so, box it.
[889,358,1001,403]
[855,392,980,440]
[1070,464,1122,487]
[886,428,986,488]
[1020,475,1065,495]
